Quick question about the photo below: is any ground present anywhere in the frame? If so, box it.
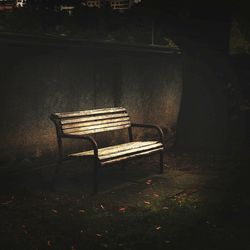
[0,151,250,250]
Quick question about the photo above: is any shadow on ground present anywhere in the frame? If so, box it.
[0,152,250,250]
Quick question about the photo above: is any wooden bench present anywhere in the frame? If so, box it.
[50,107,165,193]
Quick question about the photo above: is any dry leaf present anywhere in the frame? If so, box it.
[1,200,13,205]
[119,207,126,212]
[144,201,151,205]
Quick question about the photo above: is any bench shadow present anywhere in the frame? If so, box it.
[0,155,163,197]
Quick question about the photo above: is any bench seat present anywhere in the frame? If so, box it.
[68,141,164,165]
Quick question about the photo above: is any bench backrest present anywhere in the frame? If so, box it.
[50,107,131,137]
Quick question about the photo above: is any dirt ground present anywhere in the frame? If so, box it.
[0,151,250,250]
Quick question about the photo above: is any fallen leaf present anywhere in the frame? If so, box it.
[155,226,162,230]
[144,201,151,205]
[153,194,160,198]
[1,200,13,205]
[96,233,102,237]
[119,207,126,212]
[146,179,152,185]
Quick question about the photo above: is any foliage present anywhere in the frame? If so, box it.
[230,18,250,55]
[0,7,178,48]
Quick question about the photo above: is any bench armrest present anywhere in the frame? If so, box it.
[63,134,99,157]
[131,123,165,148]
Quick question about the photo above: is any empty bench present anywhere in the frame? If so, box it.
[50,107,165,193]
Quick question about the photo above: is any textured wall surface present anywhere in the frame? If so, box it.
[0,41,182,162]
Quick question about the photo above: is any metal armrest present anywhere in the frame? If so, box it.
[131,123,165,148]
[62,134,99,158]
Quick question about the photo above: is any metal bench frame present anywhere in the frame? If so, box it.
[50,107,165,193]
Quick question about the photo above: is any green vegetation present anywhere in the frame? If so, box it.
[230,18,250,55]
[0,7,178,48]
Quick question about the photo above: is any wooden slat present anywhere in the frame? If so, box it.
[61,113,129,125]
[101,148,163,165]
[62,117,130,130]
[75,141,160,157]
[55,107,126,118]
[65,123,130,135]
[69,141,163,159]
[64,121,130,134]
[94,143,162,161]
[96,143,162,160]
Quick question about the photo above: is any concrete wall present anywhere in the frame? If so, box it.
[0,39,182,164]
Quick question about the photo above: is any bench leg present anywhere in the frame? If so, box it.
[51,161,62,190]
[159,152,164,174]
[93,160,99,194]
